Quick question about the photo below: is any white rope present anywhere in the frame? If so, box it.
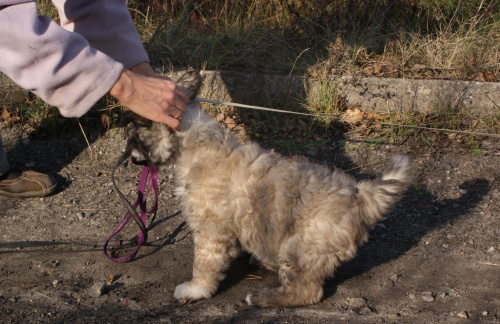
[195,97,500,139]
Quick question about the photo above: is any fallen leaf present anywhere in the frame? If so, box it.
[215,113,225,122]
[101,114,110,129]
[342,108,364,123]
[412,64,427,72]
[1,108,10,121]
[363,66,374,75]
[297,119,308,130]
[480,70,497,82]
[224,116,237,129]
[107,274,115,285]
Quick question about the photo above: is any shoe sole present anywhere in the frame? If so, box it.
[0,183,57,198]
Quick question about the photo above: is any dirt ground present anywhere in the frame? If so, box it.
[0,116,499,324]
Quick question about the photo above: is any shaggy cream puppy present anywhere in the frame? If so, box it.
[122,71,413,307]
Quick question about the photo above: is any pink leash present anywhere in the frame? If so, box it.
[104,148,159,262]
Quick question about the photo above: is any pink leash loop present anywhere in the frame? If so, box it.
[104,165,158,262]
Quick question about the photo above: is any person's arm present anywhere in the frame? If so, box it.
[51,0,189,129]
[51,0,149,70]
[0,2,188,129]
[0,2,123,118]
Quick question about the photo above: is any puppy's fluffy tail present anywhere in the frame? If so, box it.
[355,154,413,226]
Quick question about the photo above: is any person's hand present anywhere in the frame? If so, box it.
[109,63,189,131]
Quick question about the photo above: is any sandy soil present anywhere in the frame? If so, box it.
[0,118,499,324]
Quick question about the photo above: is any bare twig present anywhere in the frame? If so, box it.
[146,16,170,49]
[478,262,500,267]
[77,118,93,159]
[31,289,54,300]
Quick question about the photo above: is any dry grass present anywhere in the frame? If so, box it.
[138,0,499,79]
[3,0,499,144]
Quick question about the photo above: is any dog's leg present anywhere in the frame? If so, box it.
[245,234,336,307]
[174,232,240,303]
[245,256,324,307]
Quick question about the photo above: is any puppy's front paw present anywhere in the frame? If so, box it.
[174,281,212,304]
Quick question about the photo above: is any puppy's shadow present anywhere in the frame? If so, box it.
[323,177,490,300]
[217,253,261,295]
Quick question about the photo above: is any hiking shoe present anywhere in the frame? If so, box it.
[0,169,56,198]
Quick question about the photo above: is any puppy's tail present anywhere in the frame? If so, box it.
[355,154,413,226]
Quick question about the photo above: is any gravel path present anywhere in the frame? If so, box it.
[1,120,499,323]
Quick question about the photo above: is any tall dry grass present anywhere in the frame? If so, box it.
[5,0,497,140]
[133,0,499,80]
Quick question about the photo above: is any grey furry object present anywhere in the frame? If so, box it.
[123,71,413,307]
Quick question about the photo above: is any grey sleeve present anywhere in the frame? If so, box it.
[0,1,124,117]
[51,0,150,69]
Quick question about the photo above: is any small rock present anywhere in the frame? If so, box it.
[76,212,84,221]
[347,297,373,314]
[457,311,469,319]
[421,292,434,302]
[486,247,495,253]
[441,162,453,169]
[482,311,488,316]
[358,306,373,315]
[87,282,106,298]
[390,274,400,282]
[123,298,142,311]
[347,297,367,309]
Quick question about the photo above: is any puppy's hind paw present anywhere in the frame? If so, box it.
[245,288,273,307]
[174,281,212,302]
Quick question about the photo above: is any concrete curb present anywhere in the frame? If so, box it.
[185,70,500,115]
[2,70,499,115]
[332,75,500,114]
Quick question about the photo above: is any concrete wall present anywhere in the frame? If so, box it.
[2,70,499,115]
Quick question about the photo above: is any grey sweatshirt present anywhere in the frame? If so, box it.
[0,0,149,117]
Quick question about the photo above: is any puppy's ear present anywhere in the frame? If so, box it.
[176,70,202,101]
[119,110,153,127]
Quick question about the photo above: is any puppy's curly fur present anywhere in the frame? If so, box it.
[123,71,413,307]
